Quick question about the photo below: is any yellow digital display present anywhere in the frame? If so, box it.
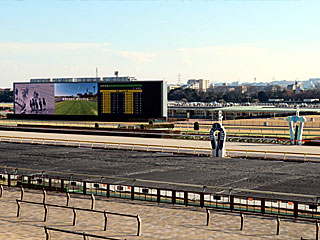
[100,89,142,115]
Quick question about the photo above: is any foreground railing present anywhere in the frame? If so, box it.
[0,135,320,162]
[17,198,141,236]
[1,171,320,222]
[44,226,122,240]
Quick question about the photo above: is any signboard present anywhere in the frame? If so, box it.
[98,81,165,119]
[13,81,166,120]
[55,83,98,115]
[210,123,226,157]
[14,83,55,115]
[14,83,98,116]
[286,115,306,145]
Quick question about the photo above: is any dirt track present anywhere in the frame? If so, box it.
[1,142,320,200]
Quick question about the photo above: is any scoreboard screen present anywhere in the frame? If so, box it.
[13,80,167,121]
[98,81,166,119]
[14,82,98,116]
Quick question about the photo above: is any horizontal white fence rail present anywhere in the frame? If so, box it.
[0,135,320,162]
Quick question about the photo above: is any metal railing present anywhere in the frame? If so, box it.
[0,135,320,162]
[3,118,320,137]
[1,170,320,222]
[16,199,141,236]
[44,226,123,240]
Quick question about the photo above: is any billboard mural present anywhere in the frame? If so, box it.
[14,83,55,114]
[55,83,98,115]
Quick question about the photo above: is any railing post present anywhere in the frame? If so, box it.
[48,178,52,191]
[20,186,24,201]
[230,195,234,211]
[16,200,21,217]
[316,221,319,240]
[0,185,3,198]
[73,207,77,226]
[157,189,160,203]
[7,173,11,187]
[200,192,204,208]
[44,226,50,240]
[276,216,280,235]
[184,191,188,207]
[43,189,47,204]
[43,204,48,222]
[261,198,265,214]
[66,192,70,207]
[103,211,108,231]
[131,186,134,200]
[137,215,142,236]
[83,181,87,195]
[61,179,64,193]
[28,176,31,189]
[240,212,244,231]
[294,201,298,218]
[206,208,211,226]
[91,194,95,210]
[172,190,176,205]
[106,184,109,198]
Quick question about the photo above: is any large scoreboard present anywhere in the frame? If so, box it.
[98,82,165,118]
[13,81,167,121]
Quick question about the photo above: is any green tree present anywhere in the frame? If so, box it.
[0,91,13,102]
[258,91,268,102]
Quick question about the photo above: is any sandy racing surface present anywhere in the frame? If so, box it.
[1,142,320,199]
[1,187,316,240]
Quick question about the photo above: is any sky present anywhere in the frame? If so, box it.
[1,0,320,87]
[55,83,97,96]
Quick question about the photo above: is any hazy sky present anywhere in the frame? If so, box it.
[55,83,97,96]
[1,0,320,87]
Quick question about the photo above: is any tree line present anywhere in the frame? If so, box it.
[0,91,13,102]
[168,87,320,103]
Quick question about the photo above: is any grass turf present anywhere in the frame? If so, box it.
[55,100,98,115]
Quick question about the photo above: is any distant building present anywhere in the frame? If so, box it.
[167,84,182,92]
[168,84,181,90]
[268,85,286,92]
[245,85,265,93]
[212,85,247,94]
[186,79,209,92]
[0,88,12,92]
[30,76,137,83]
[309,78,320,82]
[303,99,319,103]
[287,80,303,92]
[268,98,284,102]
